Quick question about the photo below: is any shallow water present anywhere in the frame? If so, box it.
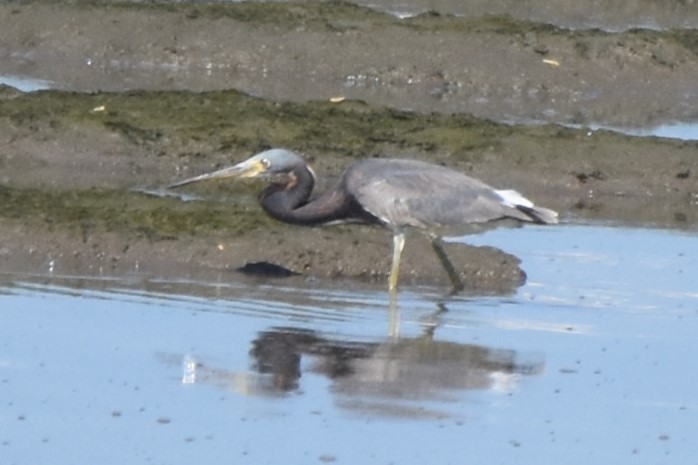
[0,74,52,92]
[2,224,697,464]
[568,122,698,142]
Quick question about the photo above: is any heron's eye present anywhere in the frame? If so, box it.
[260,158,271,169]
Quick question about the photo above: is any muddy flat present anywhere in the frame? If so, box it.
[0,0,697,290]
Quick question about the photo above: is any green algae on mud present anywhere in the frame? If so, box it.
[0,88,506,157]
[1,88,696,228]
[0,185,275,240]
[1,85,688,164]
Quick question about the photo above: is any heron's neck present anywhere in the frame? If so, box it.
[260,166,316,224]
[259,165,359,226]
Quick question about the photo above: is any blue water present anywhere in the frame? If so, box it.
[1,224,697,464]
[579,122,698,142]
[0,74,52,92]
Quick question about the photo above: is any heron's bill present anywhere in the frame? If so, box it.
[168,159,267,188]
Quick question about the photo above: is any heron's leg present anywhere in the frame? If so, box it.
[430,237,465,293]
[388,231,406,292]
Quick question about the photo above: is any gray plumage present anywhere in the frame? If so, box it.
[342,158,557,231]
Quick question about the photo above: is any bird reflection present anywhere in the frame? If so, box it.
[181,304,544,417]
[250,326,541,399]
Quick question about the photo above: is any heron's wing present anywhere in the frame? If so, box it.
[344,159,534,229]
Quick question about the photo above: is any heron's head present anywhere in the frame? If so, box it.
[169,149,308,188]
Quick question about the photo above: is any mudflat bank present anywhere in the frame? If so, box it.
[0,1,696,291]
[1,1,697,125]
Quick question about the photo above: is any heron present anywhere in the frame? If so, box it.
[169,148,558,292]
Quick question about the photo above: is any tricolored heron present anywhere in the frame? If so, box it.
[170,149,558,292]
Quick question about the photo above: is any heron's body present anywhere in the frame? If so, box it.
[170,149,558,292]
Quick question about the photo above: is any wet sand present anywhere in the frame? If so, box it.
[0,1,696,291]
